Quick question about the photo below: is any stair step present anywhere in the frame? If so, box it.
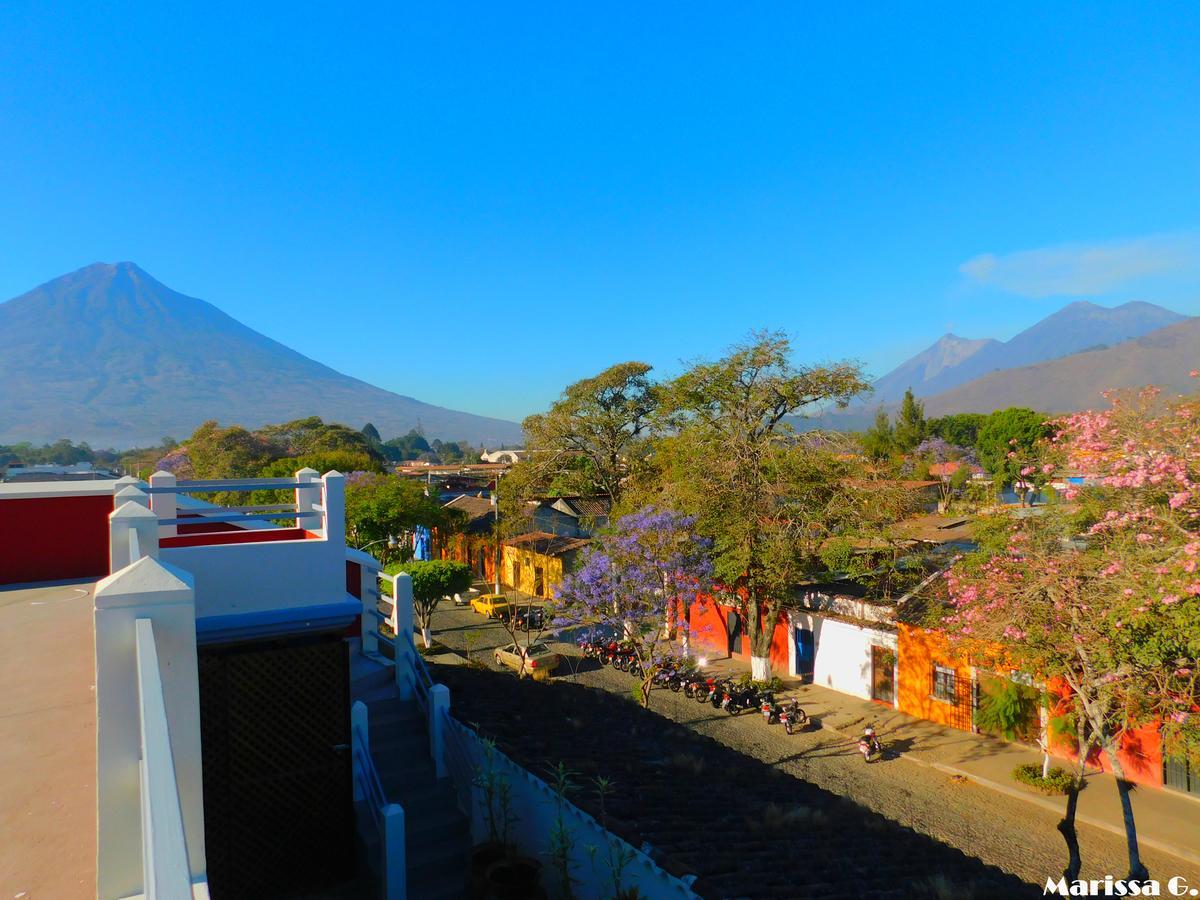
[408,833,471,889]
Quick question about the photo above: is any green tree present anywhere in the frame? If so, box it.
[345,473,465,559]
[361,422,382,445]
[860,408,896,460]
[652,331,872,679]
[385,559,472,648]
[928,412,986,448]
[893,388,927,452]
[975,407,1050,486]
[520,361,657,508]
[185,420,277,480]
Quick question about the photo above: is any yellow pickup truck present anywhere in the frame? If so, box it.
[470,593,511,620]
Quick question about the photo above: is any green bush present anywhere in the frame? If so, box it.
[1012,763,1076,795]
[736,672,784,693]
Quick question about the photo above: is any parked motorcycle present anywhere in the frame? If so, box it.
[778,699,808,735]
[720,682,759,716]
[858,726,882,762]
[759,690,779,723]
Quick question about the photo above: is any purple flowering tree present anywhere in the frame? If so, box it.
[554,506,713,707]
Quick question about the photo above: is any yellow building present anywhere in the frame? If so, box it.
[500,532,590,599]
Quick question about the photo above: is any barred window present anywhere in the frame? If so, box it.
[933,665,957,703]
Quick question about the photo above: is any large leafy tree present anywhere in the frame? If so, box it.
[975,407,1050,484]
[386,559,472,648]
[928,412,986,449]
[893,388,928,452]
[650,332,872,679]
[554,506,712,706]
[860,408,896,460]
[519,361,657,507]
[345,473,465,561]
[944,386,1200,882]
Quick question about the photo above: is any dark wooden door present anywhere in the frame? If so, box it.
[199,634,353,898]
[871,644,896,704]
[726,610,743,655]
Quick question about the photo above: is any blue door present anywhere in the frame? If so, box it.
[795,627,814,681]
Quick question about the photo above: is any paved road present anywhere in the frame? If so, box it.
[430,601,1200,890]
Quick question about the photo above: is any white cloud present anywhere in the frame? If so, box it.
[958,232,1200,298]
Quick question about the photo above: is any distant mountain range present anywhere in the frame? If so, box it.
[923,316,1200,415]
[0,262,524,448]
[802,299,1196,430]
[872,300,1187,405]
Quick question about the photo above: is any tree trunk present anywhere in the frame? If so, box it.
[1057,721,1090,882]
[420,626,432,649]
[751,655,771,681]
[1109,750,1150,882]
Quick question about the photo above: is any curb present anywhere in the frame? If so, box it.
[816,717,1200,869]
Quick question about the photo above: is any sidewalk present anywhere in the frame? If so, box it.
[702,654,1200,868]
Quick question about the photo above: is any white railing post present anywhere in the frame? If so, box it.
[149,471,178,538]
[392,573,414,699]
[321,470,345,543]
[94,556,205,900]
[115,484,151,509]
[114,474,143,494]
[295,467,319,520]
[361,564,381,656]
[429,684,450,779]
[351,701,369,803]
[382,803,407,900]
[110,501,160,573]
[135,618,194,899]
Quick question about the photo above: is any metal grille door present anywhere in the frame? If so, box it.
[199,635,353,898]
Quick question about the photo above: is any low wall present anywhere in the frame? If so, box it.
[0,486,115,585]
[448,719,699,900]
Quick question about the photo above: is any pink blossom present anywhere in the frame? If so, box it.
[1169,491,1191,509]
[1020,466,1035,476]
[1042,464,1055,474]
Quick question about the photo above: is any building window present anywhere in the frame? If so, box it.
[932,665,957,703]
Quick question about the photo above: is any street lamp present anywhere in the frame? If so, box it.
[358,534,400,553]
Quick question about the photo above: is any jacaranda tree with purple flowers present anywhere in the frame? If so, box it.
[554,506,713,708]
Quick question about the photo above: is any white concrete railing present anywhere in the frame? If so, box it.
[96,517,206,899]
[144,468,329,536]
[351,702,406,899]
[114,471,350,622]
[135,618,199,899]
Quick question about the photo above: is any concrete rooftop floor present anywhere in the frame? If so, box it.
[0,580,97,899]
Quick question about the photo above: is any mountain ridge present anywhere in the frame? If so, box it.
[870,298,1188,404]
[922,315,1200,416]
[0,262,524,448]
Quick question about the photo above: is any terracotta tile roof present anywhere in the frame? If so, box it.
[443,494,496,523]
[502,531,592,556]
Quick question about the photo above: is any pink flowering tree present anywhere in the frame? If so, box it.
[553,506,713,707]
[944,385,1200,882]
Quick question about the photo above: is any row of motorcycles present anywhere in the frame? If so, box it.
[578,638,810,735]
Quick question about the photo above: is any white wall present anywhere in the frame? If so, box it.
[791,612,897,702]
[161,537,345,619]
[449,721,699,900]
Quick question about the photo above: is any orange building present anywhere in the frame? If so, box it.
[896,623,1168,789]
[687,596,792,674]
[896,623,974,731]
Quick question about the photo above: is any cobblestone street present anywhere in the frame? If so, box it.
[431,600,1200,893]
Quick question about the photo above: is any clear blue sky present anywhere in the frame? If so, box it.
[2,4,1199,424]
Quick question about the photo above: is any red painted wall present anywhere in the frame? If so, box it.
[0,494,113,585]
[160,528,317,549]
[1045,679,1164,788]
[687,597,791,673]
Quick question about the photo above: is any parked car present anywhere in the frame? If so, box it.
[512,605,545,630]
[493,641,560,679]
[470,593,511,619]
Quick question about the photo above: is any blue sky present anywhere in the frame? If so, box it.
[2,4,1199,425]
